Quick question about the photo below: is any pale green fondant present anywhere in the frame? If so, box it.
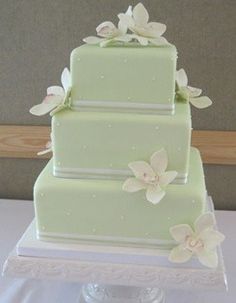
[52,103,191,178]
[34,148,206,244]
[71,44,177,105]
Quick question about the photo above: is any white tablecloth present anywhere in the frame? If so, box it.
[0,199,235,303]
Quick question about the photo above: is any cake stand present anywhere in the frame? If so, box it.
[2,198,227,303]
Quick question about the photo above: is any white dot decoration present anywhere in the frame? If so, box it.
[42,226,46,230]
[155,126,159,130]
[145,232,150,236]
[167,217,171,220]
[66,211,71,216]
[82,145,87,149]
[131,146,136,150]
[40,192,44,197]
[168,98,171,102]
[127,96,131,101]
[120,215,125,221]
[108,124,112,128]
[57,161,61,166]
[109,163,113,168]
[92,194,96,198]
[100,75,105,79]
[177,147,181,151]
[192,199,195,204]
[92,228,96,233]
[152,76,156,81]
[56,122,60,127]
[77,58,81,61]
[123,58,128,63]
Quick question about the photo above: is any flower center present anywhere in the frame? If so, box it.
[143,173,159,185]
[185,236,204,252]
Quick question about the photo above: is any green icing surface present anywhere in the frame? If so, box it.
[71,44,177,105]
[52,103,191,177]
[34,148,206,244]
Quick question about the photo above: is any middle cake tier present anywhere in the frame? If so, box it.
[52,102,191,183]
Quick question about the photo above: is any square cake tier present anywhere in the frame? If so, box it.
[71,44,177,114]
[52,103,191,183]
[34,148,206,246]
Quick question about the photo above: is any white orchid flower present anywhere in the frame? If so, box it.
[175,69,212,109]
[123,149,177,204]
[30,68,71,116]
[169,213,225,268]
[37,141,52,156]
[118,3,168,46]
[83,7,132,47]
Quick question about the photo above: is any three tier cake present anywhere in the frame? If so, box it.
[30,3,224,268]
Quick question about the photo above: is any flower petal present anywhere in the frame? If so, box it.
[125,5,133,16]
[176,69,188,87]
[96,21,118,38]
[115,35,132,43]
[131,34,149,45]
[146,185,165,204]
[188,86,202,97]
[133,3,149,26]
[29,102,57,116]
[147,22,167,36]
[190,96,212,109]
[61,68,71,92]
[83,36,103,44]
[37,148,52,156]
[159,171,177,186]
[43,94,63,105]
[118,13,135,28]
[118,6,132,34]
[47,86,64,97]
[169,224,194,243]
[100,38,114,47]
[46,141,52,149]
[122,177,147,192]
[169,244,192,263]
[194,212,215,233]
[197,249,218,268]
[128,161,156,181]
[149,36,168,45]
[150,149,168,175]
[50,103,65,116]
[200,229,225,250]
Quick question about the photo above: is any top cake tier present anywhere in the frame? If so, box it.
[71,44,177,114]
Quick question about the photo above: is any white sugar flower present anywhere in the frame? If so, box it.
[123,149,177,204]
[83,7,132,47]
[118,3,168,46]
[175,69,212,109]
[30,68,71,116]
[37,141,52,156]
[169,213,225,268]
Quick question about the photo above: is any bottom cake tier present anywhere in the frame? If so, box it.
[34,147,207,247]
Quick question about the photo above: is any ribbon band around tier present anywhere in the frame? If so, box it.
[71,100,175,115]
[53,166,188,184]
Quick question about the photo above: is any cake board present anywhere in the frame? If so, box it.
[2,197,227,303]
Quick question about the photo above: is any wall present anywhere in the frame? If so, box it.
[0,0,235,209]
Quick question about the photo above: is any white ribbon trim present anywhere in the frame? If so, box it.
[72,100,175,115]
[53,166,188,184]
[38,230,176,249]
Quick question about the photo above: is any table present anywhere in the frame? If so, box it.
[0,199,235,303]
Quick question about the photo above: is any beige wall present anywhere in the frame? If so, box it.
[0,0,235,209]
